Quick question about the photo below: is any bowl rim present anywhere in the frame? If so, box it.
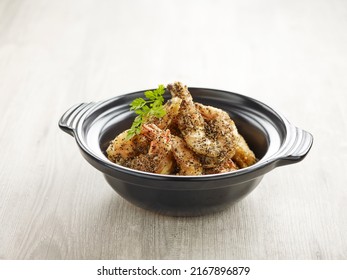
[60,87,313,182]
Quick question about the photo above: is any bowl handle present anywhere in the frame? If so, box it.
[276,125,313,166]
[58,102,95,136]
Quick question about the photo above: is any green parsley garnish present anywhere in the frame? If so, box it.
[126,84,166,139]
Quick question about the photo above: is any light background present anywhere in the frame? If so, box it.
[0,0,346,259]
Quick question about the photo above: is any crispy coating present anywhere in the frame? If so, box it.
[167,82,234,159]
[129,124,175,174]
[106,82,257,175]
[171,135,203,175]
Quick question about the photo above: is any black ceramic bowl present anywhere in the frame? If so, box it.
[59,88,313,216]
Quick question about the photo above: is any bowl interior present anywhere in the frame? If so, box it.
[93,89,273,163]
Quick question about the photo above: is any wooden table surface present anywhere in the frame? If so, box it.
[1,0,346,260]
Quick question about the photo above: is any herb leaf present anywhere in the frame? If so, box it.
[130,98,146,110]
[127,84,166,139]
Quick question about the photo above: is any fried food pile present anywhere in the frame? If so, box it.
[106,82,257,175]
